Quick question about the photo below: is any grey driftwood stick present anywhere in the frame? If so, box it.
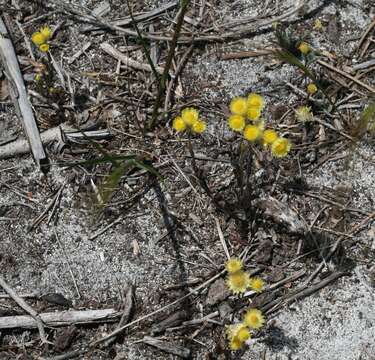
[0,275,50,343]
[0,125,111,159]
[0,16,48,169]
[0,308,122,330]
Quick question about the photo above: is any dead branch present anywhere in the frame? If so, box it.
[0,308,122,330]
[142,336,191,359]
[101,282,135,347]
[0,16,47,170]
[0,275,51,344]
[100,42,164,74]
[0,125,111,159]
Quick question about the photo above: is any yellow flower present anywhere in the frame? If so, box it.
[229,337,243,350]
[307,83,318,95]
[244,124,262,142]
[31,31,46,45]
[298,42,310,55]
[295,105,313,122]
[192,120,206,134]
[230,97,248,116]
[172,116,187,132]
[225,258,243,274]
[227,323,251,343]
[244,308,265,330]
[247,93,264,110]
[34,73,42,82]
[247,106,261,121]
[39,43,50,52]
[249,277,265,293]
[226,270,250,294]
[271,137,291,158]
[237,326,251,342]
[181,107,199,126]
[262,129,278,146]
[40,26,52,40]
[228,114,245,132]
[313,19,323,31]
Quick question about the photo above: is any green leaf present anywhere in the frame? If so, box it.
[98,161,133,207]
[133,158,163,180]
[64,155,137,168]
[355,102,375,137]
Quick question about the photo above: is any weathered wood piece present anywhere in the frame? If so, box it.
[0,125,111,159]
[0,308,121,330]
[0,17,47,170]
[100,42,164,73]
[142,336,191,359]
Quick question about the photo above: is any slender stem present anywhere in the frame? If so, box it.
[147,0,191,131]
[125,0,160,82]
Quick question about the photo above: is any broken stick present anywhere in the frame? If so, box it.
[0,16,48,170]
[0,275,51,344]
[0,125,111,159]
[0,308,122,330]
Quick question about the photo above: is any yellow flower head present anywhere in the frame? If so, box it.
[230,97,248,116]
[307,83,318,95]
[295,105,313,122]
[244,308,265,330]
[226,270,250,294]
[298,42,310,55]
[228,115,245,132]
[247,106,261,121]
[229,336,243,351]
[313,19,323,31]
[172,116,187,132]
[192,120,206,134]
[244,124,262,142]
[225,257,243,274]
[34,73,42,82]
[262,129,278,146]
[249,277,265,293]
[247,93,265,110]
[39,43,50,52]
[40,26,52,40]
[271,137,291,158]
[181,107,199,126]
[237,326,251,342]
[31,31,46,45]
[226,323,251,344]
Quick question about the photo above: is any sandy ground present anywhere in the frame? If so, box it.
[1,0,375,359]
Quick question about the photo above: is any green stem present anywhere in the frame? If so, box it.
[125,0,161,83]
[147,0,190,131]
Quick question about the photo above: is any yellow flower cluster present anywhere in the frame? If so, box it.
[226,308,266,350]
[31,26,52,53]
[225,257,265,294]
[225,257,266,350]
[172,107,206,134]
[228,93,292,158]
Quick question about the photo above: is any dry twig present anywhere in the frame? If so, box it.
[0,275,51,344]
[0,16,47,170]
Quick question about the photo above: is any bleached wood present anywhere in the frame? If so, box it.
[0,308,121,329]
[0,17,47,169]
[0,125,111,159]
[100,42,164,73]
